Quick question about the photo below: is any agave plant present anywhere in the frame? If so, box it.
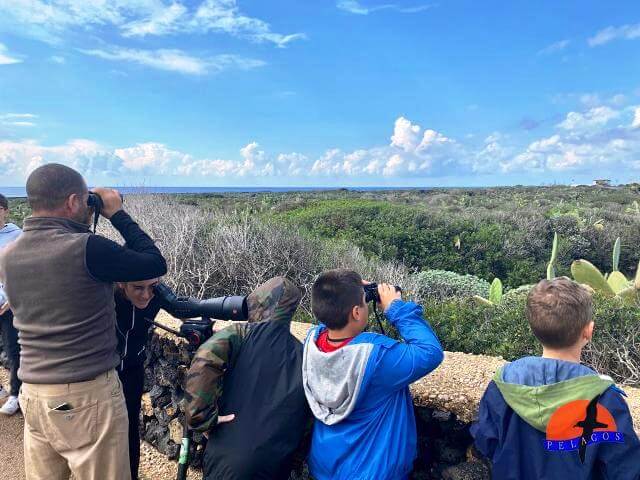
[473,278,503,307]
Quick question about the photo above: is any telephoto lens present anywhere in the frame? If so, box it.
[154,283,248,321]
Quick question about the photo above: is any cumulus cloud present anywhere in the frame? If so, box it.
[3,105,640,183]
[79,46,264,75]
[0,42,22,65]
[337,0,435,15]
[557,106,620,131]
[0,139,124,178]
[114,142,189,173]
[588,22,640,47]
[0,1,305,48]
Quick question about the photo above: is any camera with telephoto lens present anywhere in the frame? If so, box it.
[363,283,402,304]
[153,283,248,346]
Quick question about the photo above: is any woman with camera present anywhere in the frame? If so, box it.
[115,278,166,480]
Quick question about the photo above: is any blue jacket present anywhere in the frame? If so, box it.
[0,223,21,304]
[302,300,444,480]
[471,357,640,480]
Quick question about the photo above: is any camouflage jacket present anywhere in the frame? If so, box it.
[184,276,303,432]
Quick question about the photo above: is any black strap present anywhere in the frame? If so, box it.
[327,335,354,343]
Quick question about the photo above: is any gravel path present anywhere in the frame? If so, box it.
[0,367,197,480]
[0,369,25,480]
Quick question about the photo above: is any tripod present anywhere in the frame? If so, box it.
[145,316,214,480]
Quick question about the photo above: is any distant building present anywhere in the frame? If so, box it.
[593,179,611,187]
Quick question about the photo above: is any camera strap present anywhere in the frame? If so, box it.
[372,302,386,336]
[92,208,100,233]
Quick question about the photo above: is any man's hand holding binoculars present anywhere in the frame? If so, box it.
[90,188,123,219]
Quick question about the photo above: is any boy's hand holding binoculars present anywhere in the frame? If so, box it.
[377,283,402,312]
[91,187,123,219]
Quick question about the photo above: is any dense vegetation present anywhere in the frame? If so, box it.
[7,185,640,385]
[176,185,640,288]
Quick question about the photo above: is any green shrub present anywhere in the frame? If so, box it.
[414,269,490,302]
[425,293,639,386]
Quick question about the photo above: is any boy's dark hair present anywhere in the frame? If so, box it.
[26,163,87,212]
[312,269,365,330]
[0,194,8,210]
[526,277,592,349]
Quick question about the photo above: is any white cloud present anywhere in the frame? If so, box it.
[1,113,37,119]
[0,42,22,64]
[50,55,66,64]
[633,107,640,128]
[4,105,640,183]
[114,142,188,173]
[0,1,305,48]
[0,139,124,178]
[557,106,620,131]
[79,46,264,75]
[337,0,434,15]
[120,2,188,37]
[390,116,421,152]
[538,39,570,55]
[588,23,640,46]
[0,113,38,128]
[177,142,274,177]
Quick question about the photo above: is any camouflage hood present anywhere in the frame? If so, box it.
[246,276,302,325]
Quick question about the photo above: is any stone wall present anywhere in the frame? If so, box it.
[142,313,496,479]
[2,311,639,479]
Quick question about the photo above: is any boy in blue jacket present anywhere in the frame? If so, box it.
[302,269,444,480]
[471,277,640,480]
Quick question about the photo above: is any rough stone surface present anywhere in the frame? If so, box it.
[1,311,638,480]
[168,417,183,445]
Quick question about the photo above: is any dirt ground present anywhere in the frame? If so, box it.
[2,348,639,480]
[0,368,199,480]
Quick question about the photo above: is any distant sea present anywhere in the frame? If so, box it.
[1,186,432,198]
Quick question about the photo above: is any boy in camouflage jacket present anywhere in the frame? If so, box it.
[185,277,312,480]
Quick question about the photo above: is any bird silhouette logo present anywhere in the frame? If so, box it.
[544,395,624,462]
[574,394,608,463]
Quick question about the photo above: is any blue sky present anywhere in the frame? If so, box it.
[1,0,640,187]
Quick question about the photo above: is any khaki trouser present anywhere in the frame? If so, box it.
[18,369,131,480]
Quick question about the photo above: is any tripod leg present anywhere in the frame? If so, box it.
[176,418,192,480]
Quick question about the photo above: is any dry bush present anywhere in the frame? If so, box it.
[99,194,415,319]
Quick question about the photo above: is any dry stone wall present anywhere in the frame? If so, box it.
[2,311,638,479]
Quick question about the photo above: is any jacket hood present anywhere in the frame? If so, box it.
[246,276,301,325]
[494,357,614,432]
[302,327,373,425]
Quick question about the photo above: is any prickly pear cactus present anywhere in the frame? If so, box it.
[547,232,558,280]
[472,277,503,307]
[571,260,615,297]
[612,237,621,272]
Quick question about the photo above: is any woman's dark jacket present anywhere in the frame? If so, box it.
[115,289,165,371]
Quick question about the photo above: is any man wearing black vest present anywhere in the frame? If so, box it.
[0,163,167,480]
